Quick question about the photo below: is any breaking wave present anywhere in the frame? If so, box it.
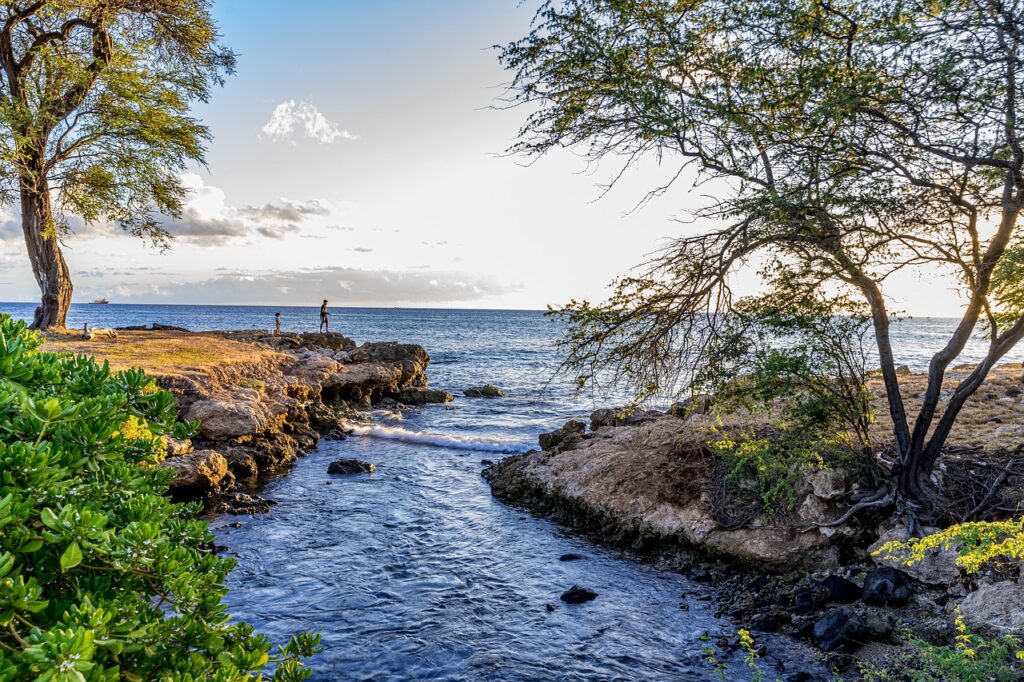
[346,423,529,454]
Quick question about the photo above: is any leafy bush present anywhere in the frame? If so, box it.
[874,518,1024,575]
[0,315,318,681]
[862,615,1023,681]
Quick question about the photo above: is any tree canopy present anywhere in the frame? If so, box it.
[0,0,234,327]
[502,0,1024,523]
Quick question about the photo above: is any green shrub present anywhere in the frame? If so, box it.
[0,315,318,681]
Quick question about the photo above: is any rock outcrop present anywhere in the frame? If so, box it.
[959,581,1024,636]
[485,413,844,569]
[142,331,438,511]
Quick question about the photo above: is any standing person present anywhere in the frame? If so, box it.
[274,312,282,335]
[319,300,329,333]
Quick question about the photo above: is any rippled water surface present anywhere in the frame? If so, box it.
[4,303,1017,680]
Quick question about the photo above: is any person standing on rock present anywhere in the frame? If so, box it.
[319,300,329,333]
[274,312,282,335]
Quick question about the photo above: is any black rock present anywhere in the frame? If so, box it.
[560,585,598,604]
[862,567,913,606]
[784,672,817,682]
[749,611,784,633]
[787,586,817,614]
[818,575,862,604]
[559,553,585,562]
[812,606,869,652]
[545,603,555,612]
[327,459,375,475]
[678,601,689,611]
[481,459,494,466]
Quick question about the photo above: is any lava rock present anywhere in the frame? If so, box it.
[812,607,869,652]
[862,567,913,606]
[560,585,598,604]
[559,553,585,562]
[327,459,375,475]
[818,575,862,604]
[464,384,505,398]
[538,420,586,450]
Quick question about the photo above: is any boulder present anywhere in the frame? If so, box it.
[812,607,869,652]
[590,407,624,430]
[862,567,914,606]
[797,494,831,524]
[807,469,845,500]
[895,365,911,376]
[327,459,375,475]
[560,585,598,604]
[559,553,585,562]
[870,527,961,586]
[388,387,454,404]
[464,384,505,398]
[162,435,193,457]
[669,395,711,418]
[817,575,862,604]
[162,450,228,490]
[959,581,1024,636]
[539,420,587,450]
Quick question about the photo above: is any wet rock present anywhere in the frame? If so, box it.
[464,384,505,398]
[862,567,914,606]
[560,585,598,604]
[327,459,376,475]
[559,553,584,562]
[959,581,1024,636]
[545,603,555,612]
[481,459,494,466]
[895,365,911,376]
[225,451,259,479]
[162,450,228,490]
[388,387,454,404]
[749,610,786,633]
[538,420,587,450]
[817,575,861,604]
[812,606,869,652]
[215,491,276,515]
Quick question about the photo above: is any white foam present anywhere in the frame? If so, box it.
[346,423,528,453]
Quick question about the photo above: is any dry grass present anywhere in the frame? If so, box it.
[869,364,1024,450]
[43,330,283,382]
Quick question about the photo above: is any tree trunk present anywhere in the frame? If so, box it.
[19,180,72,330]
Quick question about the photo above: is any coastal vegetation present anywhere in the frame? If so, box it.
[0,1,233,329]
[0,315,318,679]
[502,0,1024,531]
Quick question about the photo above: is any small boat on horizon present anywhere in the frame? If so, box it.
[89,297,110,304]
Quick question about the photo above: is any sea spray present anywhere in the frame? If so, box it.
[345,423,530,454]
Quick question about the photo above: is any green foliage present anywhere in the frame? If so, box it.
[0,1,235,245]
[862,618,1024,682]
[0,315,318,681]
[699,286,876,449]
[874,518,1024,575]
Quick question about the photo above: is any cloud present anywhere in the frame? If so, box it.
[256,224,301,240]
[261,100,357,144]
[351,247,373,253]
[240,199,329,223]
[125,267,521,306]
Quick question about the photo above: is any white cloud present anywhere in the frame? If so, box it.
[261,100,357,145]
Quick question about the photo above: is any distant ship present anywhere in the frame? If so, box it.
[89,297,110,304]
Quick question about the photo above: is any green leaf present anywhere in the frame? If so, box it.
[60,541,83,571]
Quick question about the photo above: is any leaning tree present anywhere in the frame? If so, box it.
[0,0,233,329]
[502,0,1024,527]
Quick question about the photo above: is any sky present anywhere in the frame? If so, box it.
[0,0,964,314]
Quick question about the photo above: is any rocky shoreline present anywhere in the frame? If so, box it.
[48,328,451,514]
[483,408,1024,676]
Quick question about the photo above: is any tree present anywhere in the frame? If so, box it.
[501,0,1024,528]
[0,0,234,329]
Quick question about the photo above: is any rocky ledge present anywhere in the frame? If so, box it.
[157,331,451,512]
[484,410,849,570]
[48,328,447,513]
